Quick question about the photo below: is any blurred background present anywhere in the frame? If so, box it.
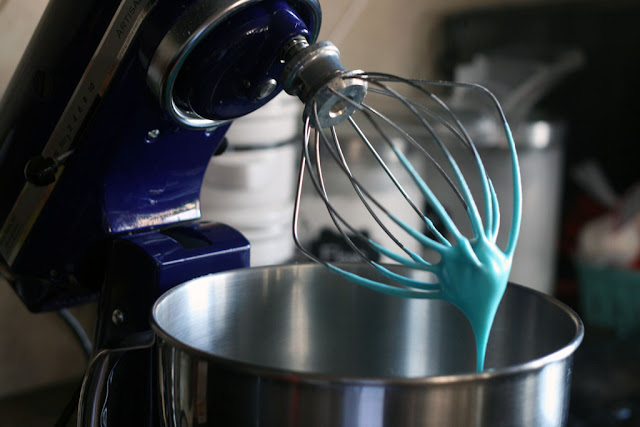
[1,0,639,425]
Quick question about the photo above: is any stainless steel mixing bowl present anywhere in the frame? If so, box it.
[151,263,583,427]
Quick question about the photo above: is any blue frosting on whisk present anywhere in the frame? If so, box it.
[324,120,519,371]
[294,73,522,372]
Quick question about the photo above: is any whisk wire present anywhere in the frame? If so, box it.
[295,105,442,293]
[304,96,449,260]
[345,116,451,251]
[487,178,500,242]
[390,77,521,255]
[346,118,429,234]
[364,85,504,244]
[369,88,498,239]
[292,63,519,282]
[329,123,434,258]
[309,120,376,265]
[294,117,378,270]
[309,115,452,285]
[359,99,467,245]
[363,88,470,206]
[312,106,446,273]
[313,74,520,262]
[304,108,414,273]
[351,102,455,246]
[427,79,521,256]
[314,111,411,253]
[365,77,487,242]
[365,73,498,240]
[328,87,461,247]
[367,239,435,271]
[368,87,472,151]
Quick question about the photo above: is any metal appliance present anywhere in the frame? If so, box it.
[151,263,583,427]
[0,0,320,424]
[0,0,585,425]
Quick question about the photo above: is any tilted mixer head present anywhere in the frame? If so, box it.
[280,38,522,371]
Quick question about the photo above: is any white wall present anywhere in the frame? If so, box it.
[0,0,49,97]
[318,0,562,78]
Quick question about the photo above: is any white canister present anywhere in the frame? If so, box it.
[200,93,302,266]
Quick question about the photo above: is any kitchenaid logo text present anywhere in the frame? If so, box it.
[117,0,142,39]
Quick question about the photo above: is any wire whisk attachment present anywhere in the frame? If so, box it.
[281,37,522,371]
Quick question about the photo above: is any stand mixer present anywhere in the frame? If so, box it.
[0,0,320,424]
[0,1,583,426]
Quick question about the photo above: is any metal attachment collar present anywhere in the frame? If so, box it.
[281,37,367,128]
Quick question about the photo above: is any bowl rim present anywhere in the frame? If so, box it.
[151,263,584,385]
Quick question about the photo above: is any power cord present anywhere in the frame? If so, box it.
[57,308,92,359]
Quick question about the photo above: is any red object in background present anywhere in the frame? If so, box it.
[560,191,610,257]
[555,190,609,305]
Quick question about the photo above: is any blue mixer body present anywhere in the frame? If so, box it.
[0,0,320,424]
[0,0,318,311]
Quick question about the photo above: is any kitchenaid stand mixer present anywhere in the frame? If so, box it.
[0,0,584,425]
[0,0,321,424]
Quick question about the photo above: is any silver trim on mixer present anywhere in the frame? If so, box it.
[146,0,321,129]
[281,38,367,128]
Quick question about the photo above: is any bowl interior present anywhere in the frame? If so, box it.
[153,264,581,377]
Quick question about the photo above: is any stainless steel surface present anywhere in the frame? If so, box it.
[77,331,155,427]
[296,122,429,263]
[152,263,583,427]
[146,0,321,129]
[281,38,367,127]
